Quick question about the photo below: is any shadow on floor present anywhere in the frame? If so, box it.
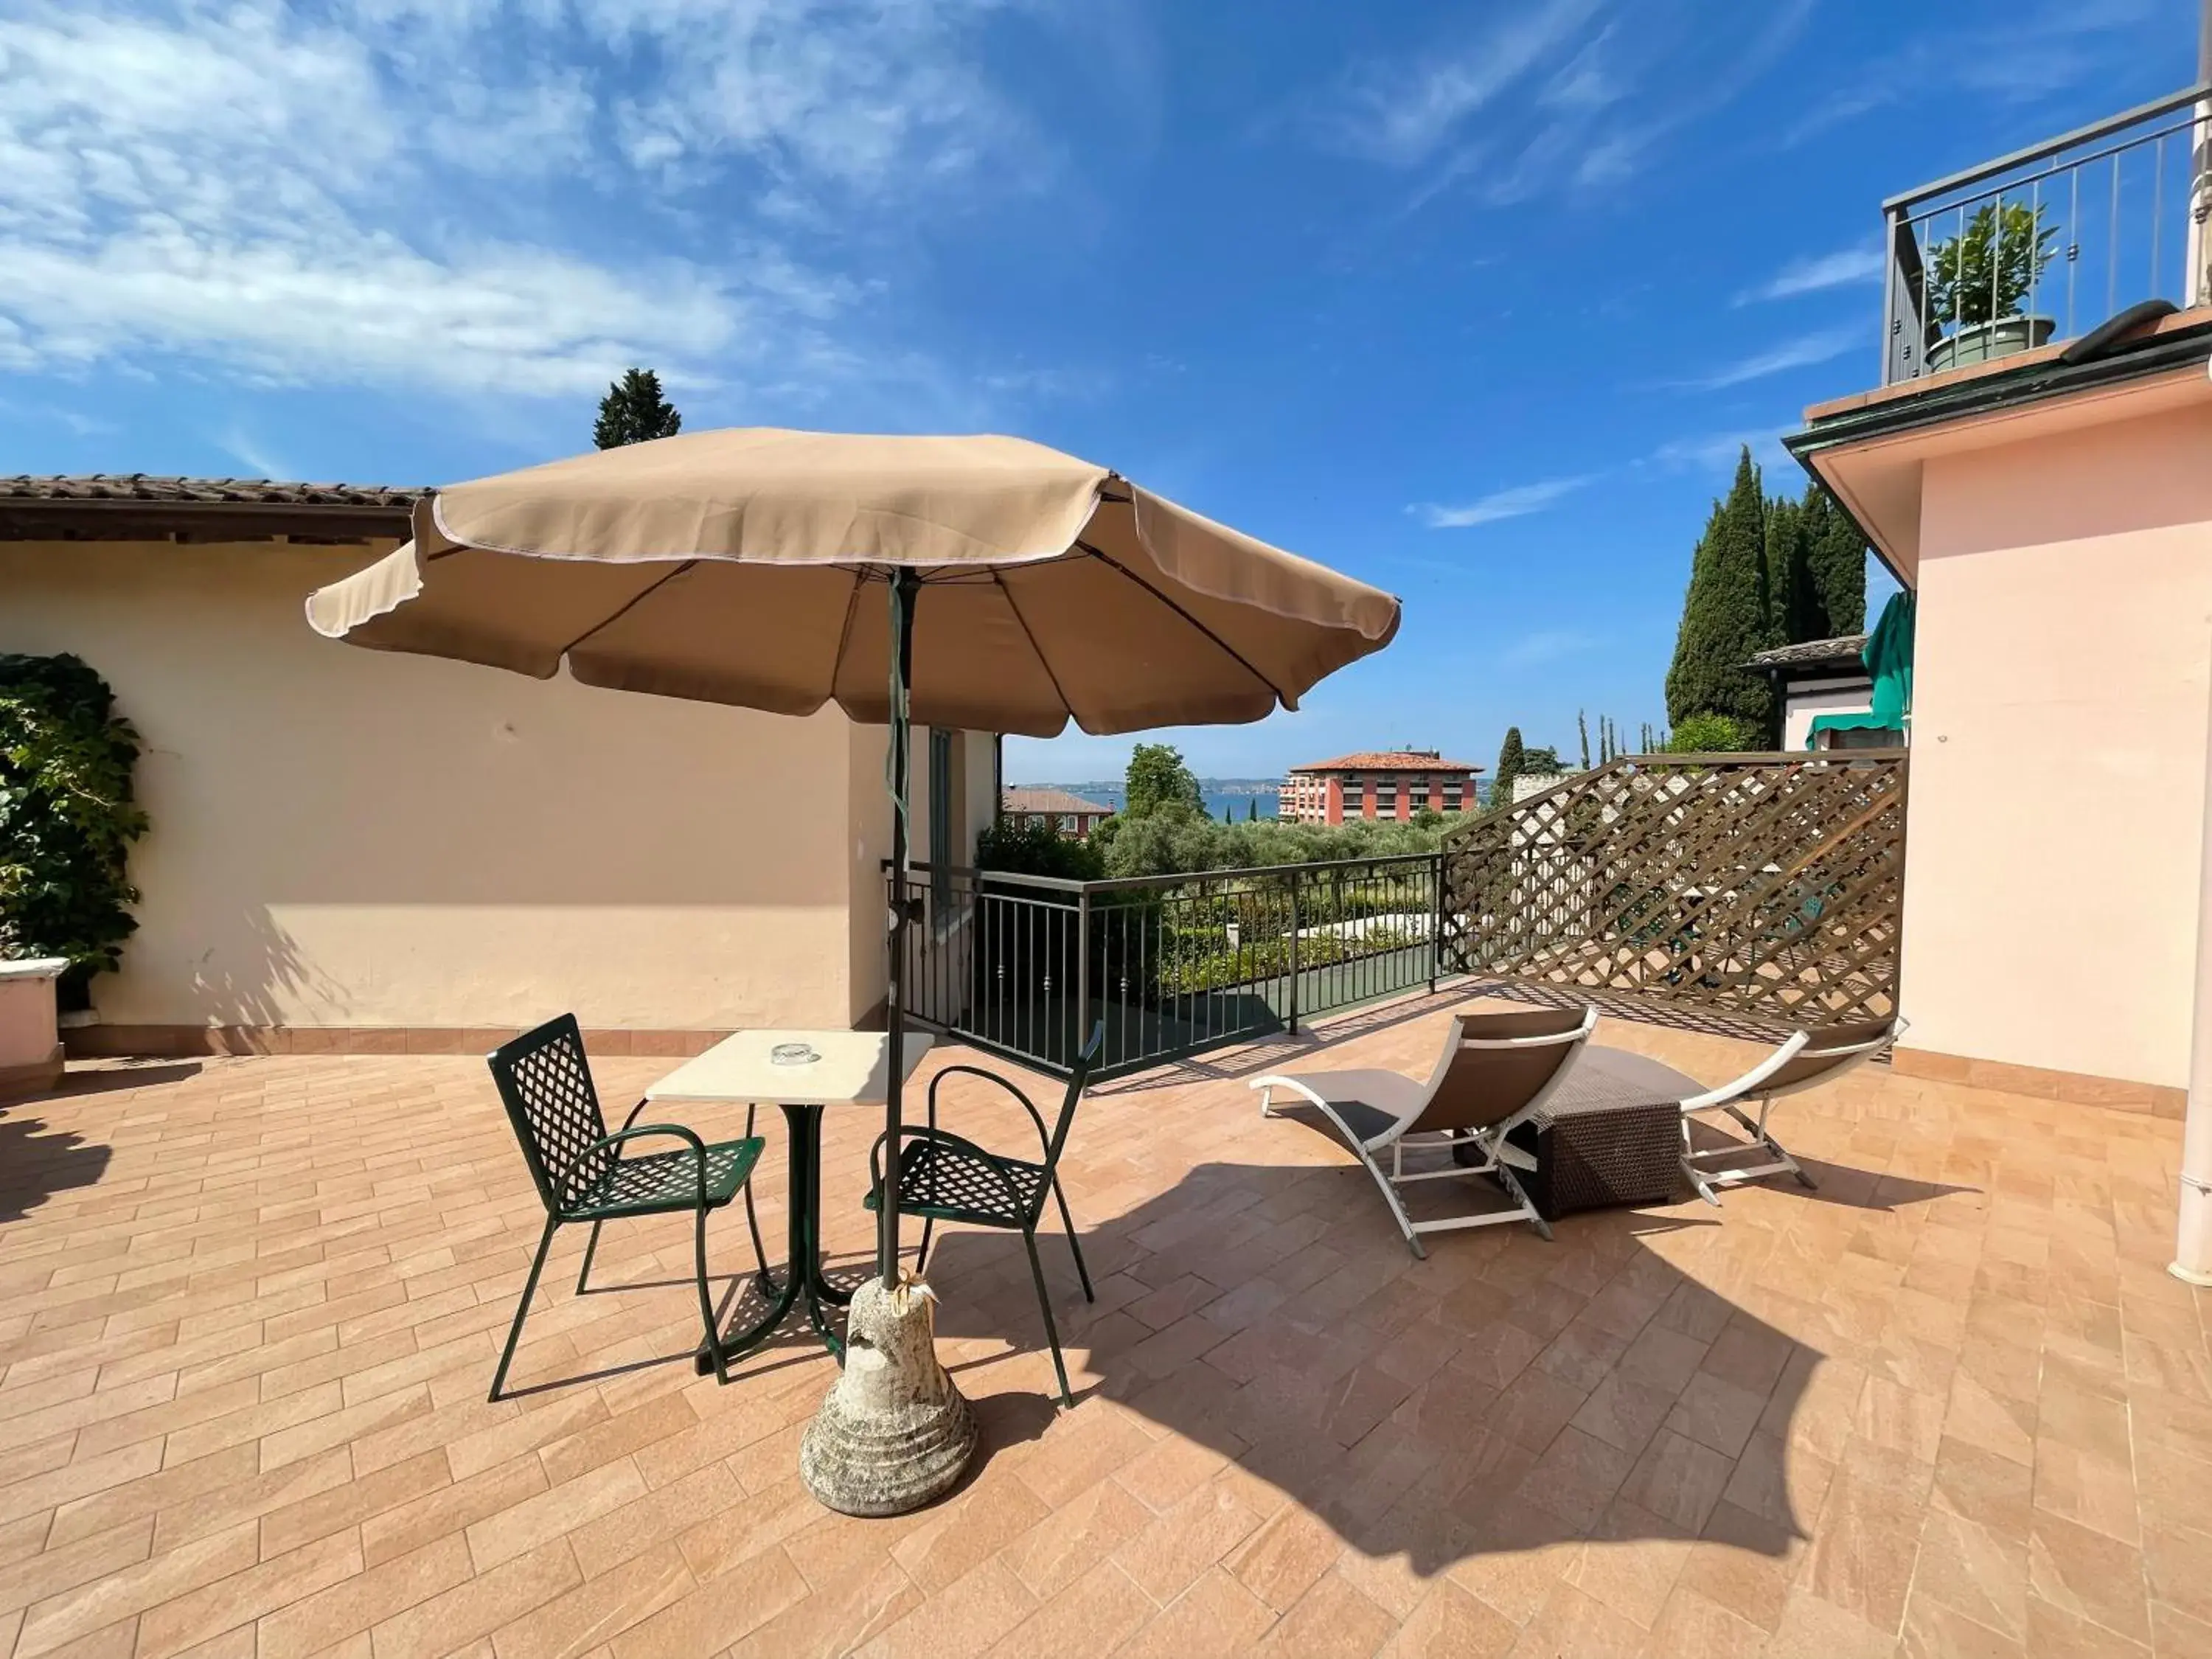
[908,1140,1971,1578]
[0,1107,113,1225]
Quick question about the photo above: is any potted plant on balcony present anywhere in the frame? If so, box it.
[1923,199,2059,372]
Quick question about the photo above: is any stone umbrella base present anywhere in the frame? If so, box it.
[799,1276,977,1517]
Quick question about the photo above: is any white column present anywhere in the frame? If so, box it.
[2175,619,2212,1284]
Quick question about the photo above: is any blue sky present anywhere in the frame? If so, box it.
[1,1,2198,781]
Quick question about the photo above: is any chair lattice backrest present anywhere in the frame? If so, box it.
[487,1015,614,1214]
[1040,1020,1107,1178]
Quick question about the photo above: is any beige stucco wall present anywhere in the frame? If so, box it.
[1782,681,1873,751]
[0,538,973,1035]
[1902,399,2212,1089]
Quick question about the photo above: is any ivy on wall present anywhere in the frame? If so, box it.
[0,654,148,1011]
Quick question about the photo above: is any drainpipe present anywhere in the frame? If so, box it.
[2177,622,2212,1284]
[2191,0,2212,307]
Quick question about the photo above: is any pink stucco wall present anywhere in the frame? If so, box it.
[1904,398,2212,1089]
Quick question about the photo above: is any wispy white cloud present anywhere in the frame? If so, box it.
[214,426,297,482]
[0,1,1051,403]
[1787,0,2170,145]
[1734,247,1883,305]
[1643,428,1795,479]
[1681,329,1857,391]
[1500,629,1597,669]
[1322,0,1605,167]
[1321,0,1817,212]
[1411,474,1597,529]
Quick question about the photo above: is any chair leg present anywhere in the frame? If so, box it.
[916,1215,936,1276]
[1354,1141,1427,1259]
[490,1216,558,1403]
[1023,1228,1074,1409]
[574,1219,603,1295]
[695,1202,728,1387]
[1050,1179,1093,1301]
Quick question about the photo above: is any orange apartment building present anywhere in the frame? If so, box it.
[1279,749,1481,824]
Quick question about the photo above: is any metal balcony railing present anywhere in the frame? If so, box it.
[891,853,1447,1077]
[1880,83,2212,386]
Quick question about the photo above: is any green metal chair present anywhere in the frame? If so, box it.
[486,1014,766,1400]
[866,1022,1105,1408]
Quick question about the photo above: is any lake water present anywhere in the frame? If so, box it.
[1054,785,1279,821]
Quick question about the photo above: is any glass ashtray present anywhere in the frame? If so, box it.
[770,1042,820,1066]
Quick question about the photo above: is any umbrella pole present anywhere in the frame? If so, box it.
[801,564,978,1517]
[880,567,919,1284]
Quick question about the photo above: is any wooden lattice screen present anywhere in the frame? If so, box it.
[1440,751,1907,1027]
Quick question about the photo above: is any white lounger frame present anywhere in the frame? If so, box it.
[1250,1006,1599,1257]
[1679,1018,1906,1203]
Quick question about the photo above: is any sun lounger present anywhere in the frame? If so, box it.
[1250,1004,1598,1255]
[1679,1016,1905,1203]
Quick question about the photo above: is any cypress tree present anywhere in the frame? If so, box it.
[1491,727,1525,810]
[1800,484,1868,636]
[594,367,683,449]
[1665,447,1778,738]
[1765,493,1818,644]
[1577,709,1591,771]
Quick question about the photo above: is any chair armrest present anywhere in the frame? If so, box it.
[927,1064,1053,1163]
[616,1097,650,1134]
[553,1124,709,1214]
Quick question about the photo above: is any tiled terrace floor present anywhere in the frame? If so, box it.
[2,992,2210,1658]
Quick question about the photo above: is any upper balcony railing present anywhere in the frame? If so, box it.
[1880,83,2212,386]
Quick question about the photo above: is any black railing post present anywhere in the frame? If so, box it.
[1428,850,1443,993]
[1074,886,1091,1066]
[1287,870,1301,1035]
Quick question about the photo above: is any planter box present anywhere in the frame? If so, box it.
[1925,314,2058,373]
[0,959,69,1101]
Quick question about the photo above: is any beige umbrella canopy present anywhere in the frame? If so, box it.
[306,428,1400,737]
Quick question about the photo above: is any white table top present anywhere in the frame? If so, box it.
[646,1030,933,1107]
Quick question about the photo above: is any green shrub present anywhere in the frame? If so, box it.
[0,654,148,1009]
[974,815,1106,880]
[1661,712,1757,754]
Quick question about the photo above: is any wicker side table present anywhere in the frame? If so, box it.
[1503,1046,1698,1222]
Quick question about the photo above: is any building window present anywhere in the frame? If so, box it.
[1410,783,1430,812]
[1343,780,1364,812]
[1376,782,1397,813]
[1442,783,1462,810]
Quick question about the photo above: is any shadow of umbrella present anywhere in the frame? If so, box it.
[0,1106,113,1225]
[913,1149,1975,1590]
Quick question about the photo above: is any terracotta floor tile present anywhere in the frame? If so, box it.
[1001,1475,1155,1600]
[1912,1509,2028,1642]
[483,1540,693,1659]
[1666,1371,1768,1460]
[0,1032,2198,1659]
[1113,1567,1277,1659]
[1641,1585,1769,1658]
[255,1534,473,1659]
[1899,1593,2026,1658]
[1930,1436,2035,1543]
[1253,1566,1395,1656]
[1378,1579,1515,1658]
[983,1559,1155,1659]
[1225,1501,1341,1614]
[1113,1478,1266,1604]
[15,1523,258,1659]
[1616,1430,1733,1535]
[361,1537,579,1659]
[852,1555,1037,1659]
[2027,1511,2150,1646]
[1801,1472,1923,1637]
[136,1529,364,1659]
[2025,1593,2154,1658]
[721,1559,922,1659]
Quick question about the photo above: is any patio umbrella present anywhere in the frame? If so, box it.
[306,428,1401,1288]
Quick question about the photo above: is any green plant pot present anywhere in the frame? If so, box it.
[1925,314,2056,372]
